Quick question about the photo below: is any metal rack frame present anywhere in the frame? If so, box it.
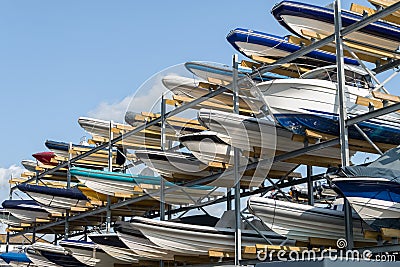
[4,1,400,266]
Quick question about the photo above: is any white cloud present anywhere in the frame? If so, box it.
[87,95,134,123]
[0,165,24,192]
[86,70,186,123]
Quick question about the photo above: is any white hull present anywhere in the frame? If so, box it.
[9,262,30,267]
[282,14,399,52]
[60,240,123,267]
[76,174,222,204]
[199,109,351,160]
[6,209,49,223]
[129,217,288,256]
[346,197,400,223]
[88,234,139,263]
[255,78,400,131]
[25,191,90,210]
[163,75,262,111]
[248,196,374,242]
[117,232,174,260]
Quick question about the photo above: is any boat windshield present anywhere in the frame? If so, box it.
[301,66,373,89]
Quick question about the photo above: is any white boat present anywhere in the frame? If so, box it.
[0,210,24,227]
[115,221,175,260]
[162,75,263,112]
[127,211,293,256]
[88,233,139,263]
[78,116,161,148]
[26,247,61,267]
[252,65,400,145]
[198,108,351,163]
[134,149,214,179]
[248,196,375,242]
[179,131,300,180]
[59,239,124,267]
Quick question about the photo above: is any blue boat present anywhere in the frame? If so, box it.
[17,183,90,210]
[332,147,400,230]
[0,252,31,264]
[226,28,359,66]
[2,200,50,222]
[271,1,400,51]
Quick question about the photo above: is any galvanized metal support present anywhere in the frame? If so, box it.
[227,189,232,210]
[353,124,383,155]
[67,142,72,189]
[65,211,69,240]
[334,0,353,250]
[106,120,113,233]
[233,54,241,265]
[160,96,166,222]
[307,165,314,206]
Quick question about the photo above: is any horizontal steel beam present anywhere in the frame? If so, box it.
[346,102,400,126]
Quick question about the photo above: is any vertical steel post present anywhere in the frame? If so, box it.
[334,0,353,250]
[160,96,166,221]
[160,96,166,267]
[233,54,242,265]
[67,142,72,189]
[64,212,69,240]
[227,189,232,210]
[307,165,314,206]
[106,121,113,233]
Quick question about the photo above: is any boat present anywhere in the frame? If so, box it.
[252,64,400,145]
[178,131,300,181]
[198,108,350,163]
[134,149,215,180]
[78,116,161,149]
[88,233,139,263]
[45,140,126,166]
[331,146,400,230]
[272,1,400,51]
[32,152,56,166]
[25,247,61,267]
[0,252,31,267]
[126,211,293,256]
[31,242,91,267]
[1,200,50,222]
[70,167,223,205]
[114,221,174,260]
[248,196,375,242]
[21,160,40,172]
[0,209,24,227]
[184,61,287,86]
[162,75,264,113]
[16,183,91,210]
[59,239,125,267]
[226,28,359,65]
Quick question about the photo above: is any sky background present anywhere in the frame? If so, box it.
[0,0,399,232]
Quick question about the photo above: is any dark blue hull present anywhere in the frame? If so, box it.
[40,250,90,267]
[333,179,400,230]
[272,1,400,43]
[274,113,400,145]
[226,28,359,65]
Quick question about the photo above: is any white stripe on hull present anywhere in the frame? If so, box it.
[26,251,61,267]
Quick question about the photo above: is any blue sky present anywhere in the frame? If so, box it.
[0,0,398,208]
